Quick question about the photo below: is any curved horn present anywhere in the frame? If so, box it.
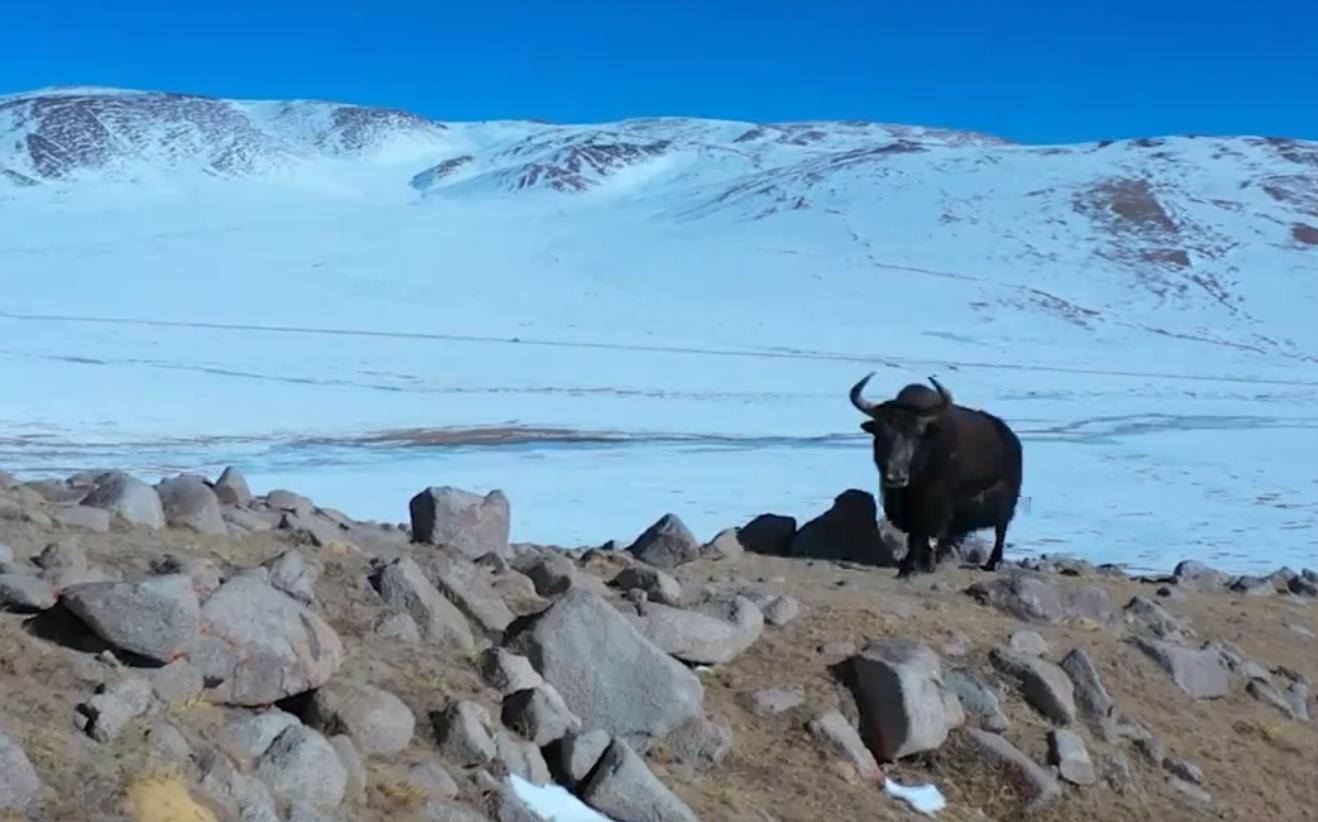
[920,376,952,417]
[849,372,880,416]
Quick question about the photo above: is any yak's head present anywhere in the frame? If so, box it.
[849,373,952,489]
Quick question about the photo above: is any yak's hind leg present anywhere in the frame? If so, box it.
[982,521,1008,572]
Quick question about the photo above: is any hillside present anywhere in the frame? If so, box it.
[1,86,1317,572]
[0,468,1315,822]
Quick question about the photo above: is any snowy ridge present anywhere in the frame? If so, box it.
[1,86,1317,571]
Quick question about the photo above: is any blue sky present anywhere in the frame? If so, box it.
[3,1,1313,143]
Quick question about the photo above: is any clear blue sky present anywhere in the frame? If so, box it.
[3,0,1314,143]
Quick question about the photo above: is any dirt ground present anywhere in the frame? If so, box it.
[1,513,1315,822]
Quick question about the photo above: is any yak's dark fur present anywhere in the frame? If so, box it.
[850,374,1023,577]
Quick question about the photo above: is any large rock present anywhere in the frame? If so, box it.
[188,575,344,705]
[81,472,165,529]
[1173,560,1228,592]
[1060,648,1117,728]
[626,514,701,569]
[630,595,763,665]
[78,673,155,742]
[664,715,734,769]
[253,725,347,807]
[409,486,511,559]
[963,728,1061,811]
[559,729,612,785]
[501,685,581,747]
[846,639,964,760]
[306,681,415,755]
[478,648,544,695]
[737,514,797,556]
[214,467,253,506]
[989,649,1076,725]
[156,475,226,535]
[1124,596,1190,640]
[612,565,683,606]
[370,557,475,652]
[579,738,700,822]
[789,489,894,566]
[265,550,318,606]
[504,589,704,751]
[1132,637,1230,699]
[1049,729,1096,785]
[61,574,200,663]
[966,571,1115,625]
[493,729,553,785]
[0,574,56,611]
[419,550,516,634]
[0,729,41,810]
[431,700,498,767]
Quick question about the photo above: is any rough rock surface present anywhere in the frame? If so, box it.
[61,574,200,663]
[738,688,806,718]
[664,715,734,769]
[431,700,498,767]
[370,557,475,652]
[990,648,1077,725]
[501,685,582,746]
[0,729,42,810]
[188,575,344,705]
[807,710,880,779]
[0,573,56,611]
[579,738,700,822]
[558,729,612,785]
[847,639,964,760]
[478,648,544,695]
[307,681,416,755]
[419,550,516,635]
[1060,647,1117,727]
[967,571,1115,625]
[504,589,704,751]
[612,565,684,605]
[80,472,165,529]
[156,475,227,535]
[626,513,702,569]
[630,595,763,665]
[963,728,1062,811]
[409,486,511,559]
[1049,728,1097,785]
[265,550,318,606]
[944,667,1009,732]
[1132,637,1231,699]
[789,489,894,566]
[214,466,253,506]
[253,724,348,807]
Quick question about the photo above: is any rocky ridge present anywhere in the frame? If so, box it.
[0,467,1315,821]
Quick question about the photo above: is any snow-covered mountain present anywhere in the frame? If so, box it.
[2,85,1316,571]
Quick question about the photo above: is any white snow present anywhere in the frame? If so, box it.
[884,776,947,815]
[509,775,615,822]
[2,87,1317,574]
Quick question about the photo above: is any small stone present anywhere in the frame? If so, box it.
[61,574,200,663]
[146,659,204,705]
[626,513,702,569]
[374,611,421,643]
[266,489,314,516]
[1170,776,1214,805]
[215,467,253,506]
[523,554,580,597]
[431,700,497,767]
[944,667,1009,732]
[579,738,699,822]
[493,729,553,785]
[144,717,194,763]
[1229,575,1276,597]
[0,729,42,810]
[631,595,764,665]
[701,528,744,560]
[1048,729,1096,785]
[418,550,516,635]
[807,711,879,780]
[78,673,154,743]
[664,715,734,768]
[501,685,582,746]
[217,710,303,766]
[819,640,858,658]
[759,595,802,627]
[329,735,366,802]
[1007,629,1050,656]
[1060,648,1116,726]
[1132,637,1230,699]
[253,725,347,807]
[611,565,683,606]
[962,728,1061,811]
[406,759,459,801]
[81,472,165,529]
[1124,596,1190,639]
[559,729,612,785]
[0,573,56,611]
[1247,679,1303,720]
[990,648,1076,725]
[1164,758,1204,785]
[478,648,544,695]
[738,688,805,718]
[307,681,416,756]
[265,550,318,606]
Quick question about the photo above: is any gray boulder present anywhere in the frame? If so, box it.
[1132,637,1230,699]
[78,673,155,743]
[51,505,111,533]
[522,554,582,597]
[612,565,684,606]
[409,486,511,559]
[1007,629,1050,656]
[1124,596,1190,640]
[1060,648,1116,728]
[700,528,744,560]
[847,639,964,760]
[989,648,1076,725]
[156,475,226,535]
[630,595,763,665]
[963,728,1061,811]
[217,710,303,766]
[431,700,498,767]
[501,685,582,746]
[1049,729,1096,785]
[807,711,879,780]
[1174,560,1228,592]
[0,730,41,810]
[81,471,165,529]
[265,550,318,606]
[406,759,460,801]
[478,648,544,695]
[967,571,1115,625]
[579,738,700,822]
[329,736,365,802]
[0,573,56,611]
[61,574,200,663]
[254,725,347,807]
[265,489,315,516]
[789,489,894,565]
[664,715,734,769]
[737,514,797,556]
[626,513,701,569]
[215,467,253,506]
[375,611,422,643]
[493,729,553,785]
[944,667,1009,732]
[307,681,416,755]
[146,659,205,705]
[756,595,801,627]
[188,575,344,706]
[419,550,516,634]
[559,729,612,785]
[504,589,704,751]
[370,557,475,652]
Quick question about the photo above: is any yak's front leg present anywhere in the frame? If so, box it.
[897,530,929,579]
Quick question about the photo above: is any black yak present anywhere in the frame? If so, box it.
[849,373,1023,577]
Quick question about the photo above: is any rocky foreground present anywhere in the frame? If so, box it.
[0,469,1315,822]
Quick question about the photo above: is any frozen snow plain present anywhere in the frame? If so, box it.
[2,87,1317,574]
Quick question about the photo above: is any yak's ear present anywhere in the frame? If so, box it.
[860,420,878,435]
